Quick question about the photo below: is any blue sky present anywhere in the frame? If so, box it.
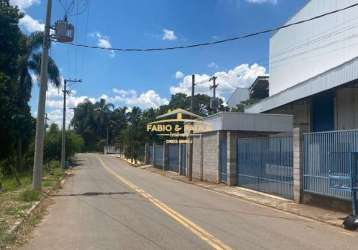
[10,0,307,126]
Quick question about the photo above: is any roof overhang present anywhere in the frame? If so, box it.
[246,56,358,113]
[202,112,293,133]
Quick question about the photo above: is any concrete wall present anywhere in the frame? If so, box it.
[202,132,220,183]
[191,132,220,183]
[192,135,202,180]
[266,85,358,132]
[335,87,358,130]
[269,99,311,133]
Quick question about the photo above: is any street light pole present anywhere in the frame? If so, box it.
[32,0,52,191]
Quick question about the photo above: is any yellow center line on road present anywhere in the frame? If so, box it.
[97,156,232,250]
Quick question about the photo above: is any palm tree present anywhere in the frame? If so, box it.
[14,31,61,174]
[94,99,114,138]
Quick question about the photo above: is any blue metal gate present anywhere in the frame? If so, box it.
[154,144,164,168]
[180,144,187,176]
[168,144,179,172]
[148,145,153,164]
[219,135,227,183]
[237,136,293,199]
[303,130,358,200]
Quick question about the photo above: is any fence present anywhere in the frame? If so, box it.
[180,144,187,175]
[153,144,164,168]
[303,130,358,200]
[168,144,179,172]
[237,135,294,199]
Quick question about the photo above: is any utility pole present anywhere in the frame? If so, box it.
[209,76,219,113]
[191,74,195,113]
[188,74,195,182]
[209,76,219,99]
[32,0,52,191]
[61,79,81,169]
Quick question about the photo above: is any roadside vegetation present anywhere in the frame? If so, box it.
[72,93,228,161]
[0,2,83,247]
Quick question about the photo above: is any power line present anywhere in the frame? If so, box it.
[54,2,358,52]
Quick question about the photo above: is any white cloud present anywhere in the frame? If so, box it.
[19,14,44,32]
[9,0,40,10]
[10,0,44,33]
[162,29,177,41]
[111,88,169,109]
[208,62,219,69]
[175,71,184,79]
[90,32,115,58]
[170,63,266,100]
[44,84,168,127]
[245,0,278,4]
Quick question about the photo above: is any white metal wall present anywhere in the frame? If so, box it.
[270,0,358,96]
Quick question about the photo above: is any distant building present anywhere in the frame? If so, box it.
[227,75,269,109]
[246,0,358,133]
[227,87,249,109]
[249,75,269,100]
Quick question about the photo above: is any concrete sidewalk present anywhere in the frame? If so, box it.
[139,164,349,229]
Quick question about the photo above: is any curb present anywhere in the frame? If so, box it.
[137,165,346,230]
[6,172,68,236]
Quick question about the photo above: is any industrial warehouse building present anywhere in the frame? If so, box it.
[144,0,358,209]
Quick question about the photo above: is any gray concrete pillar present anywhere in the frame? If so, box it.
[200,134,204,181]
[293,128,303,203]
[227,131,238,186]
[215,131,221,184]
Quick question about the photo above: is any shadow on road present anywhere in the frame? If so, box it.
[52,191,134,197]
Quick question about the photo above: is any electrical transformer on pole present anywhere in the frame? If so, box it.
[32,0,75,190]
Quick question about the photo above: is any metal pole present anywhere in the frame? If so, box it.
[61,80,67,168]
[188,75,195,181]
[32,0,52,190]
[191,74,195,113]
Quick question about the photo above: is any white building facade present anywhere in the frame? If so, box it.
[246,0,358,132]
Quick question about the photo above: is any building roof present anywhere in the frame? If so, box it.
[245,56,358,113]
[156,108,203,120]
[203,112,293,133]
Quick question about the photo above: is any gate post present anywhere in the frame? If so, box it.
[200,134,204,181]
[293,128,303,203]
[227,131,238,186]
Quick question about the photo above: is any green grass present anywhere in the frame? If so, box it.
[2,174,32,192]
[18,190,41,202]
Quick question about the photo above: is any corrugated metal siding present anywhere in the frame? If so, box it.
[246,57,358,114]
[154,144,164,168]
[270,0,358,96]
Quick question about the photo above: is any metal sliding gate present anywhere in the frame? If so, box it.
[179,144,187,175]
[237,136,293,199]
[153,144,164,168]
[303,130,358,200]
[168,144,179,172]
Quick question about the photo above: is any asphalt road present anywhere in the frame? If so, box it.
[21,153,358,250]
